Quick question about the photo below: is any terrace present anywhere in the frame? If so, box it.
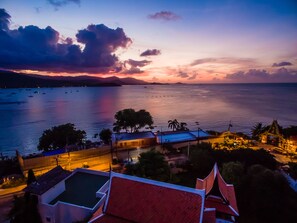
[50,171,109,208]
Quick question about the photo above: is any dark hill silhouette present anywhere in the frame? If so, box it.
[0,70,148,88]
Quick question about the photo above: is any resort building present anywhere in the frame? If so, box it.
[89,172,206,223]
[196,163,239,223]
[112,131,156,149]
[156,130,210,144]
[25,166,109,223]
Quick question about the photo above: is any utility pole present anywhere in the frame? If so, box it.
[228,120,233,132]
[110,139,113,164]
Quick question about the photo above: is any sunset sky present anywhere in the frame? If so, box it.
[0,0,297,83]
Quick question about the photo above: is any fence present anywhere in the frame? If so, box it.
[17,146,111,176]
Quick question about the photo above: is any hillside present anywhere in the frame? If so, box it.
[0,70,148,88]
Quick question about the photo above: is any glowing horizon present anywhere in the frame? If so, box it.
[0,0,297,83]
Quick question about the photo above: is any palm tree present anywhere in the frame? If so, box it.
[178,122,189,131]
[168,119,179,131]
[251,122,263,140]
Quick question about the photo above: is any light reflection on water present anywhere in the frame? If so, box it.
[0,83,296,156]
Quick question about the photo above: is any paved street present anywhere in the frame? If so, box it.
[0,189,24,223]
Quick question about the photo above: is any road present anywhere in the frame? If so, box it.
[0,190,24,223]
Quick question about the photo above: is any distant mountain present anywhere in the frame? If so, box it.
[0,70,148,88]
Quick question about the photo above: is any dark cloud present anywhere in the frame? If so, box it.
[225,68,297,83]
[188,73,197,80]
[0,9,132,74]
[148,11,180,21]
[125,59,151,67]
[177,71,188,78]
[191,57,256,66]
[272,61,293,67]
[121,59,151,74]
[48,0,80,10]
[121,67,144,74]
[140,49,161,57]
[0,8,11,31]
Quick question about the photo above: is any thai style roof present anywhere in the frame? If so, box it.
[24,166,71,195]
[267,120,281,135]
[202,209,216,223]
[113,131,155,141]
[196,163,239,217]
[91,172,205,223]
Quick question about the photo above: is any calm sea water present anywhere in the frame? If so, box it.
[0,83,296,157]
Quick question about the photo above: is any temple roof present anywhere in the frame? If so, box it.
[91,172,205,223]
[196,163,239,216]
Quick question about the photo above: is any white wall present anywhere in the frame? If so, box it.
[40,180,66,204]
[39,169,109,223]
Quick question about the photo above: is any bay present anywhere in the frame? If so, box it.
[0,83,296,157]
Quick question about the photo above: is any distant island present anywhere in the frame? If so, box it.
[0,70,149,88]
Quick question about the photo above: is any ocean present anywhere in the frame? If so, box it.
[0,83,296,157]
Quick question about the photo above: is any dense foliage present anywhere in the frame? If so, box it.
[283,126,297,138]
[168,119,189,131]
[8,193,42,223]
[179,143,297,223]
[237,165,297,223]
[38,123,86,151]
[27,169,36,186]
[125,149,171,182]
[99,128,112,144]
[113,109,154,133]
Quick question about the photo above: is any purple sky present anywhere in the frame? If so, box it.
[0,0,297,83]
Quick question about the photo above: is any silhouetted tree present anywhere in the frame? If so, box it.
[283,126,297,138]
[237,165,297,223]
[221,161,244,187]
[177,122,189,131]
[99,128,112,144]
[27,169,36,185]
[8,193,42,223]
[168,119,179,131]
[113,109,153,133]
[125,149,171,182]
[38,123,86,151]
[189,143,215,178]
[251,122,264,140]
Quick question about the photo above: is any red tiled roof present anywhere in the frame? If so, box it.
[196,165,216,194]
[91,214,131,223]
[217,171,239,215]
[202,209,216,223]
[100,173,204,223]
[195,164,239,216]
[205,196,237,216]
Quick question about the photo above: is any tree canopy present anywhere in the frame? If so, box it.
[125,149,171,182]
[237,165,297,223]
[27,169,36,186]
[168,119,189,131]
[113,108,154,133]
[99,128,112,144]
[38,123,86,152]
[8,193,42,223]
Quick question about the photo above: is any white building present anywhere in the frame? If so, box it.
[25,166,109,223]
